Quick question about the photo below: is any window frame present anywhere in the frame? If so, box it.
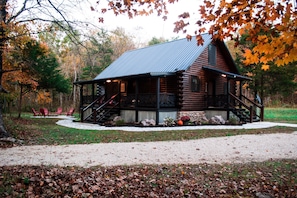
[208,44,216,66]
[191,75,200,92]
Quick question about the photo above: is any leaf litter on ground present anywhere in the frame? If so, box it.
[0,159,296,197]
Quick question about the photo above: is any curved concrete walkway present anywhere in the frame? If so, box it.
[56,116,297,131]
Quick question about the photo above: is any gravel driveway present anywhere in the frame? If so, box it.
[1,132,296,167]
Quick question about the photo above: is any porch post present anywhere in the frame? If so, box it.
[239,81,243,109]
[80,84,84,122]
[156,77,160,125]
[135,79,139,122]
[118,81,121,108]
[226,78,230,120]
[92,83,95,101]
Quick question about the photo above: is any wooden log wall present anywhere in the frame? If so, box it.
[181,42,237,111]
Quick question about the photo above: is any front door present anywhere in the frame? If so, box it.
[207,80,216,107]
[105,81,119,99]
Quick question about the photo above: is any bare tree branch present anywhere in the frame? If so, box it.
[6,0,30,24]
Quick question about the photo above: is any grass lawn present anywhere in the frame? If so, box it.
[3,108,297,146]
[264,108,297,123]
[1,108,297,197]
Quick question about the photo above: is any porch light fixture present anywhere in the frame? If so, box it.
[221,74,227,78]
[106,79,111,83]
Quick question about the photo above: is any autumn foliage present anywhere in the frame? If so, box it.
[99,0,297,68]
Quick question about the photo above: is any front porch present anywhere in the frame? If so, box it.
[75,68,264,125]
[76,75,180,125]
[205,93,264,123]
[77,89,263,125]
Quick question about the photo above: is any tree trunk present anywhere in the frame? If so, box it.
[0,0,10,138]
[59,93,63,108]
[17,84,23,118]
[0,103,9,138]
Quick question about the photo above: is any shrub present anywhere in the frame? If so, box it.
[180,116,190,122]
[115,119,125,126]
[163,117,175,126]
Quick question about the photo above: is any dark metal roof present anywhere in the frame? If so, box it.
[203,66,252,81]
[94,34,213,81]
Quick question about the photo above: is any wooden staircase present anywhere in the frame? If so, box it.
[81,94,120,125]
[231,108,260,123]
[229,92,264,123]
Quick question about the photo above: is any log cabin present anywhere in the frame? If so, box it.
[74,34,264,125]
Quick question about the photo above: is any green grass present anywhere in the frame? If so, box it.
[3,108,297,146]
[264,108,297,123]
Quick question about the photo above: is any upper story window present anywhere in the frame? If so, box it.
[208,44,216,66]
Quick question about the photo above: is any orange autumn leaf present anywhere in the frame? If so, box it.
[261,64,270,71]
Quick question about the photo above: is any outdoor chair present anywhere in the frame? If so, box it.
[66,108,75,116]
[31,108,41,116]
[40,108,49,117]
[55,107,63,115]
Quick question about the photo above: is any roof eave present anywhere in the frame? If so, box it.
[76,72,178,85]
[203,66,252,81]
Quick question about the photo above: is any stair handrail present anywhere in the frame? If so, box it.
[229,92,251,110]
[82,95,104,112]
[228,99,253,123]
[81,95,105,122]
[229,92,253,123]
[82,93,119,122]
[96,101,120,123]
[91,93,119,123]
[241,95,264,121]
[95,93,119,112]
[241,95,263,108]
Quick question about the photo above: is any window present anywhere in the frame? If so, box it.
[208,44,216,66]
[223,82,227,94]
[120,82,126,93]
[191,76,200,92]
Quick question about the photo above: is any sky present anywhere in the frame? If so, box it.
[12,0,297,44]
[11,0,203,44]
[85,0,203,43]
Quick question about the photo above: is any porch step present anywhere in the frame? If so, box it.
[231,108,259,123]
[232,108,249,123]
[86,106,120,125]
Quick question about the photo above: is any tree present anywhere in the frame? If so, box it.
[110,27,135,60]
[81,29,113,80]
[0,0,89,138]
[98,0,297,66]
[39,24,85,108]
[228,34,297,105]
[25,41,70,93]
[148,37,167,46]
[7,39,70,118]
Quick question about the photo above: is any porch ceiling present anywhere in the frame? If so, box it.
[202,66,252,81]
